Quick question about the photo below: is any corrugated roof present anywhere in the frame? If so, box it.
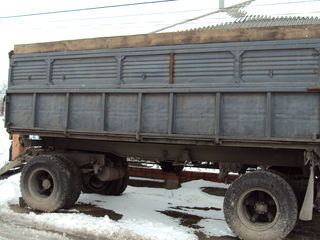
[198,16,320,30]
[156,0,320,33]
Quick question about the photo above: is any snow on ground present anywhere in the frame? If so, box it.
[0,119,233,240]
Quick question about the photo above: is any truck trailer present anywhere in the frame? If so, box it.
[2,24,320,240]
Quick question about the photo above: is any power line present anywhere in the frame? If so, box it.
[0,0,177,19]
[49,9,208,23]
[2,0,319,22]
[1,0,320,32]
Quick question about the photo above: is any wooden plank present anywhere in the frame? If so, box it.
[12,134,25,160]
[14,24,320,54]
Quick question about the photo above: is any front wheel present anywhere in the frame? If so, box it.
[223,170,298,240]
[20,155,73,212]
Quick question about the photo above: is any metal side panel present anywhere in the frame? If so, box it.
[173,93,216,136]
[241,48,319,85]
[122,54,169,84]
[36,94,65,130]
[271,93,320,139]
[174,51,235,84]
[9,94,33,128]
[141,94,169,134]
[6,38,320,146]
[51,57,117,85]
[6,91,320,143]
[8,38,320,89]
[11,60,47,86]
[106,94,138,133]
[221,93,266,138]
[69,93,102,131]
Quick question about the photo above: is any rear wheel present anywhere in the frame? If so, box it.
[82,155,129,195]
[82,172,128,195]
[224,170,298,240]
[20,155,73,212]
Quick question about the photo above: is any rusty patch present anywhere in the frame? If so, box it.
[169,52,175,84]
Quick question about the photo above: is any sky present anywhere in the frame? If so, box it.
[0,0,319,85]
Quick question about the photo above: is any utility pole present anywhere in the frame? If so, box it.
[219,0,225,9]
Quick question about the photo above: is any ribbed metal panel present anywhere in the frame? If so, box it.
[122,55,169,84]
[12,60,47,85]
[177,17,320,32]
[52,57,117,85]
[211,16,320,30]
[174,52,234,84]
[241,49,319,83]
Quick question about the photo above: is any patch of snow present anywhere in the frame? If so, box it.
[0,174,20,206]
[0,117,11,168]
[198,218,234,237]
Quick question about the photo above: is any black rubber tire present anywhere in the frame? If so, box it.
[82,172,128,195]
[82,156,129,195]
[20,155,73,212]
[159,161,184,173]
[224,170,298,240]
[57,156,82,209]
[114,171,129,195]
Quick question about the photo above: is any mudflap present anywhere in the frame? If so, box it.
[299,151,320,221]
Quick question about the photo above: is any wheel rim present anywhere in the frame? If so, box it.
[237,187,280,231]
[29,168,55,199]
[87,176,110,191]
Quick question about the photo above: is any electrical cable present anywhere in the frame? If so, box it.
[2,0,320,33]
[1,0,319,22]
[0,0,177,19]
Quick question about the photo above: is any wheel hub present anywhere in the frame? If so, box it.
[237,188,280,231]
[42,179,51,190]
[254,201,268,214]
